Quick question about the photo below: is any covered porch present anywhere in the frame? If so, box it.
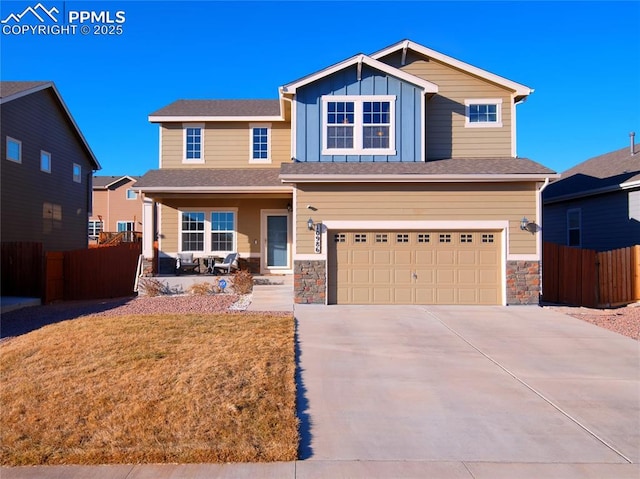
[134,168,294,276]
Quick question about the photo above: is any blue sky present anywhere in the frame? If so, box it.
[1,1,639,176]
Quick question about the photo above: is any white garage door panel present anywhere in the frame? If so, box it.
[329,230,501,305]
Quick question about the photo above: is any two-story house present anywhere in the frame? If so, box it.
[90,175,143,243]
[135,39,557,305]
[1,81,101,252]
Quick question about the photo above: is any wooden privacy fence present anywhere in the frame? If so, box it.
[1,242,44,297]
[45,242,141,303]
[543,242,640,307]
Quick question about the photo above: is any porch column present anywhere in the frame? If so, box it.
[142,197,155,259]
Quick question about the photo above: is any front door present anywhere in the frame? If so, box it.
[262,210,291,273]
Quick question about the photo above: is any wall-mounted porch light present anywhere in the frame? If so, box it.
[307,218,315,230]
[520,217,537,233]
[520,217,529,231]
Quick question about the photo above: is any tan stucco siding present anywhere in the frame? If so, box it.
[295,182,537,255]
[158,196,290,256]
[383,51,514,159]
[159,122,291,169]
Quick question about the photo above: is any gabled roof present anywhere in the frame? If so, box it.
[544,143,640,203]
[281,53,438,94]
[93,175,140,189]
[134,168,292,193]
[149,99,282,122]
[371,39,533,100]
[0,81,101,170]
[280,158,557,183]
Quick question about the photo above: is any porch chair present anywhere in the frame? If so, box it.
[213,253,239,275]
[176,252,200,275]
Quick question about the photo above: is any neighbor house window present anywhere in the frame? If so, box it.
[465,99,503,127]
[181,212,205,251]
[184,124,203,162]
[250,124,271,162]
[73,163,81,183]
[117,221,135,232]
[88,220,103,238]
[126,189,138,200]
[6,137,21,163]
[40,150,51,173]
[322,95,396,155]
[567,209,581,247]
[211,211,235,252]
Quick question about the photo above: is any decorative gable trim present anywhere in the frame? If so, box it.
[281,54,438,94]
[371,40,533,98]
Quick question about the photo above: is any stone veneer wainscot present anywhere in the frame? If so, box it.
[506,260,540,305]
[294,260,326,304]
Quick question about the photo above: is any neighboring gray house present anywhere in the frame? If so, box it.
[1,81,101,252]
[543,137,639,252]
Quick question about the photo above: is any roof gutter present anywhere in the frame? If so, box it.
[280,173,560,184]
[134,185,293,194]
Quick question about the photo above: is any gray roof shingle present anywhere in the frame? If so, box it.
[150,99,281,117]
[134,168,285,190]
[93,175,140,189]
[544,144,640,201]
[280,158,556,177]
[0,81,50,99]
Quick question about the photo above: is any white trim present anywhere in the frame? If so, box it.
[321,95,397,156]
[511,93,517,157]
[150,115,283,123]
[6,136,21,163]
[322,219,509,231]
[182,123,205,164]
[282,53,438,94]
[40,150,51,173]
[136,186,293,194]
[370,40,533,97]
[508,254,540,261]
[142,198,154,259]
[249,123,272,164]
[177,208,239,256]
[72,163,82,183]
[290,95,297,160]
[464,99,503,128]
[280,173,559,183]
[158,125,163,169]
[295,253,327,261]
[420,93,426,162]
[260,209,293,274]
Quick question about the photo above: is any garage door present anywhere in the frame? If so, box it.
[328,230,501,305]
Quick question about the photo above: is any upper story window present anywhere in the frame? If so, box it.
[126,189,138,200]
[6,137,21,163]
[250,124,271,163]
[183,124,204,162]
[567,209,581,247]
[465,99,503,128]
[40,150,51,173]
[322,95,396,155]
[73,163,82,183]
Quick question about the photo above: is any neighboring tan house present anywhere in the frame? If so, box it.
[543,136,640,252]
[135,39,557,305]
[1,81,101,252]
[90,175,143,243]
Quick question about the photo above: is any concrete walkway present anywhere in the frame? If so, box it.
[2,305,638,478]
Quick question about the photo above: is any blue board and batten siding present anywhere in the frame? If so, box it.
[295,64,423,162]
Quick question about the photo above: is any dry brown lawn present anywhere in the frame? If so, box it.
[0,313,298,465]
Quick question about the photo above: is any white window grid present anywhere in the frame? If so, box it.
[464,99,503,128]
[183,124,204,162]
[322,95,396,155]
[249,124,271,163]
[178,209,238,254]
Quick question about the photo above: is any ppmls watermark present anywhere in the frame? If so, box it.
[1,2,126,36]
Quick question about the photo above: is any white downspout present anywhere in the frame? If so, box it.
[537,177,550,301]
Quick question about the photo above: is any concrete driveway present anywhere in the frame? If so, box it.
[295,305,640,478]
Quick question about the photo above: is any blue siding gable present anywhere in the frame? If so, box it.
[295,64,423,162]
